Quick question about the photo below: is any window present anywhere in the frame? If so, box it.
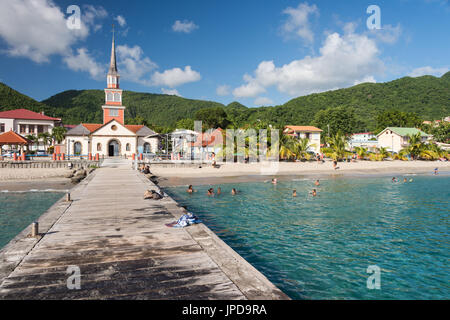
[37,125,44,133]
[0,123,4,133]
[109,109,119,117]
[29,125,35,134]
[20,124,27,134]
[97,143,102,151]
[74,142,82,155]
[114,93,121,102]
[143,143,151,153]
[126,143,131,151]
[107,92,113,102]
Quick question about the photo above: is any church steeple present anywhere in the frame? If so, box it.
[103,24,125,124]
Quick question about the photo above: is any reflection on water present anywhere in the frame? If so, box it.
[165,175,450,300]
[0,192,64,248]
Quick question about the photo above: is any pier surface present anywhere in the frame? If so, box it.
[0,159,288,300]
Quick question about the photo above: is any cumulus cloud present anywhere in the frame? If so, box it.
[116,45,157,85]
[281,2,319,43]
[114,15,127,27]
[368,24,402,44]
[233,30,384,98]
[151,66,201,88]
[161,88,182,96]
[83,5,108,32]
[254,97,274,106]
[172,20,199,33]
[409,66,449,77]
[63,48,105,80]
[216,85,231,96]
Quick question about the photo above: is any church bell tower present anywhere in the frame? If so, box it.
[102,26,125,124]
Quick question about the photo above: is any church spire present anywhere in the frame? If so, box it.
[108,24,118,76]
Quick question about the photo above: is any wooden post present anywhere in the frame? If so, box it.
[52,153,57,161]
[13,153,17,161]
[31,222,39,237]
[61,153,65,161]
[66,193,71,202]
[88,153,92,161]
[96,153,100,161]
[132,153,136,160]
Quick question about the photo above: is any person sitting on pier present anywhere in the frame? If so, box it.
[143,165,151,175]
[144,189,163,200]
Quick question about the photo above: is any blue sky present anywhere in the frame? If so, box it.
[0,0,448,107]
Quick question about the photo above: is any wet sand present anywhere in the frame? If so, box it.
[0,178,72,192]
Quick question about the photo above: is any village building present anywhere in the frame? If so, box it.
[0,109,61,152]
[65,33,159,157]
[348,132,378,151]
[283,126,322,154]
[377,127,432,153]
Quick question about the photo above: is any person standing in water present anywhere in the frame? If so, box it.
[315,180,320,186]
[217,187,221,195]
[311,189,317,197]
[293,190,297,197]
[231,188,237,195]
[434,168,439,175]
[187,185,195,194]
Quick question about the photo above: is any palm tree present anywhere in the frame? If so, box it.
[354,146,368,160]
[405,133,425,160]
[38,132,52,153]
[419,143,445,160]
[279,134,296,160]
[25,134,37,152]
[51,126,67,144]
[326,132,348,161]
[377,147,391,160]
[291,138,316,160]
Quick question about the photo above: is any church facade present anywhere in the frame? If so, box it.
[65,33,159,157]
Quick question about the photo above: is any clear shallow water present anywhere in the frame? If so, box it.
[0,192,64,249]
[165,175,450,300]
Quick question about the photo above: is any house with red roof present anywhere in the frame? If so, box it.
[283,126,323,153]
[65,33,159,157]
[0,108,62,152]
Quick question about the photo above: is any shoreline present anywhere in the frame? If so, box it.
[152,160,450,186]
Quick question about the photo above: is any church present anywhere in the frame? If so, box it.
[65,33,159,157]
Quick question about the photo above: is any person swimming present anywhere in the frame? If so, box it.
[392,177,397,183]
[311,189,317,197]
[272,178,278,185]
[434,168,439,175]
[187,185,194,194]
[403,178,407,183]
[207,188,215,196]
[293,190,297,197]
[231,188,237,195]
[217,187,222,195]
[315,180,320,186]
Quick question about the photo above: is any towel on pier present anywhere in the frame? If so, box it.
[166,213,201,228]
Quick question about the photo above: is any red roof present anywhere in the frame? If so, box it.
[284,126,323,132]
[125,125,144,133]
[0,130,32,145]
[81,122,145,134]
[0,109,60,121]
[190,129,224,147]
[82,123,104,133]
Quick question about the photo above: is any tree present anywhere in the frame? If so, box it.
[375,110,422,134]
[326,132,349,160]
[354,146,368,159]
[175,118,195,131]
[127,115,148,126]
[38,132,52,152]
[195,107,230,130]
[51,126,67,144]
[25,134,38,152]
[313,106,364,140]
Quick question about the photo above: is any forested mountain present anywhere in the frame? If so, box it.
[1,72,449,133]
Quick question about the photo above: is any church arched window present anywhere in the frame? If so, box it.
[114,93,121,102]
[107,92,113,102]
[126,143,131,151]
[97,143,102,151]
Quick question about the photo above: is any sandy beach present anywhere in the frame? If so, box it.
[0,168,73,191]
[152,160,450,186]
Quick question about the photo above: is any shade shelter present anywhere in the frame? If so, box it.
[0,130,32,156]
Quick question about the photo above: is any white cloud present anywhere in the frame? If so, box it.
[63,48,104,80]
[281,2,319,43]
[353,76,377,85]
[172,20,199,33]
[233,30,384,98]
[409,66,449,77]
[83,5,108,32]
[116,45,157,85]
[368,24,402,44]
[151,66,201,88]
[0,0,91,63]
[161,88,182,96]
[114,15,127,27]
[216,85,231,96]
[254,97,274,106]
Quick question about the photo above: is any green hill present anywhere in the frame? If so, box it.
[42,90,225,127]
[1,72,449,133]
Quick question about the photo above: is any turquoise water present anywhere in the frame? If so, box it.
[0,192,64,249]
[165,175,450,300]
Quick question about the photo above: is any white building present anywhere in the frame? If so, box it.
[377,127,432,153]
[0,108,61,151]
[284,126,322,154]
[348,132,378,151]
[65,33,159,157]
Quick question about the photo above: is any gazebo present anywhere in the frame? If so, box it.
[0,130,32,158]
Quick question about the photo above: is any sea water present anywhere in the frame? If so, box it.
[165,175,450,300]
[0,192,64,249]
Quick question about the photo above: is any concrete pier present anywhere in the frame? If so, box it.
[0,158,288,300]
